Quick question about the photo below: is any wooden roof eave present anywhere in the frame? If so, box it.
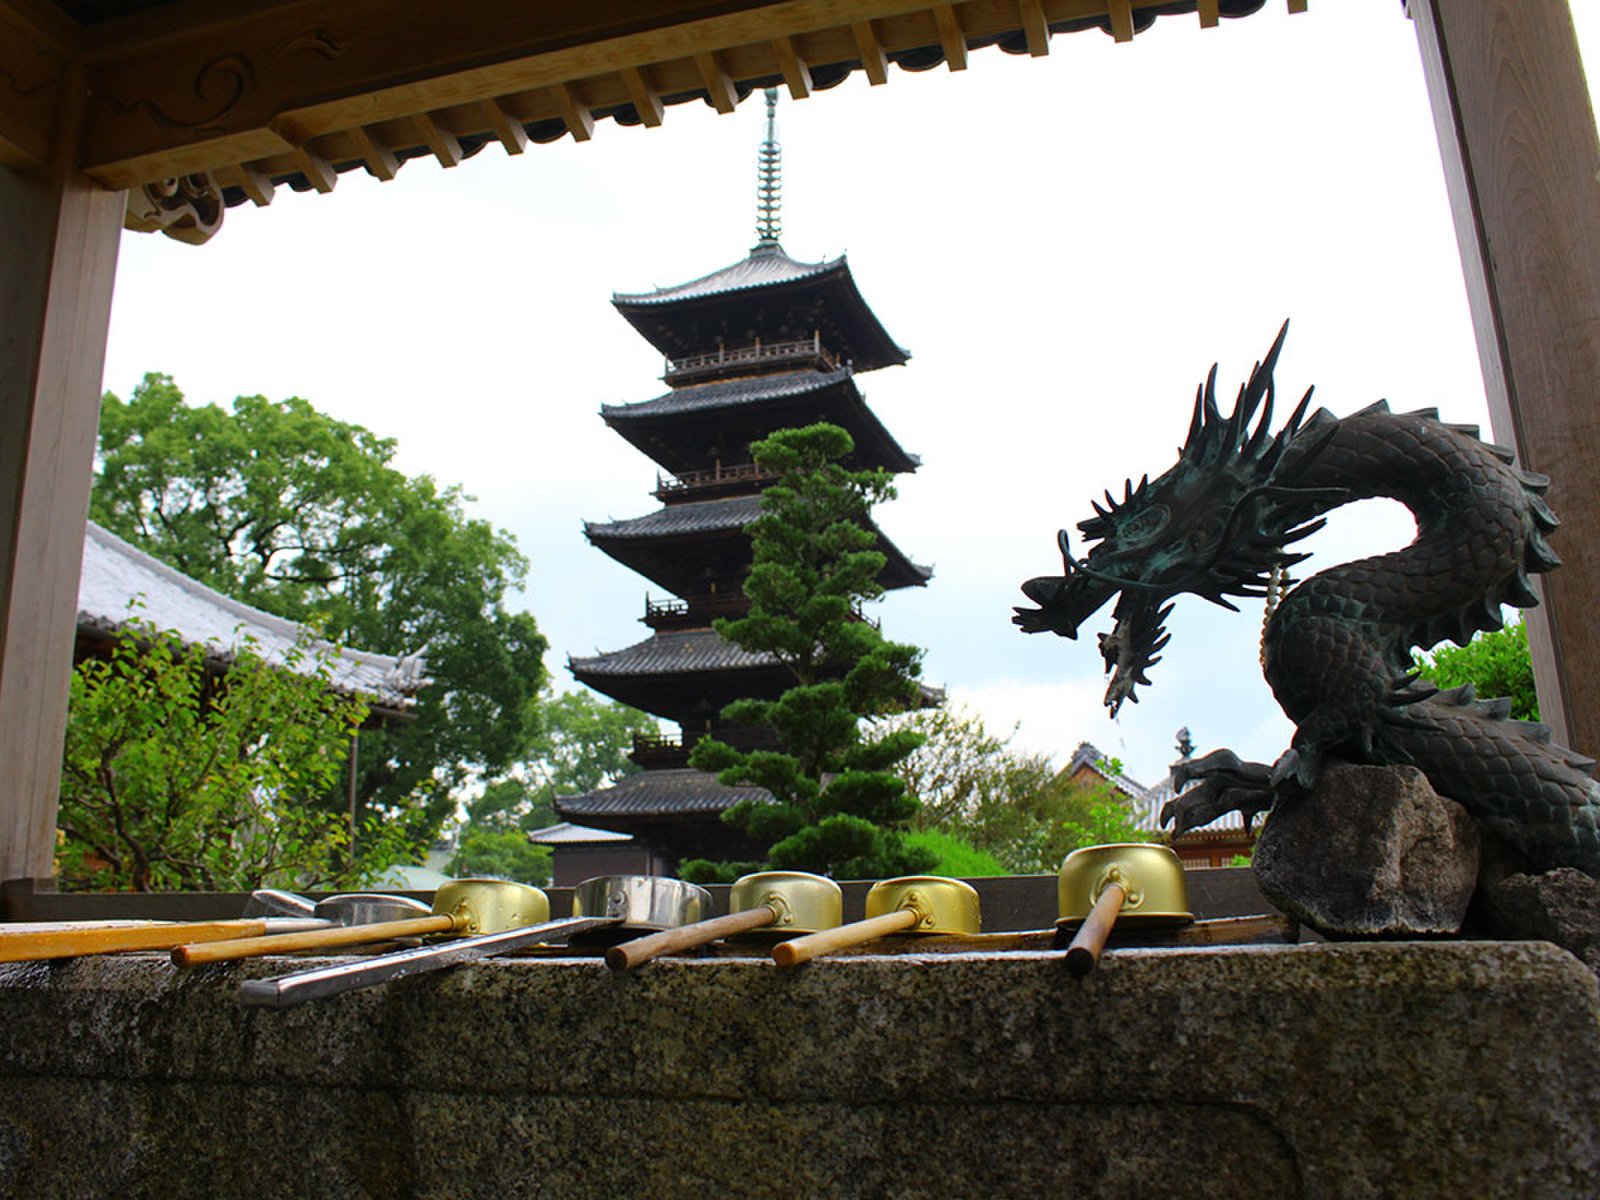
[0,0,1285,235]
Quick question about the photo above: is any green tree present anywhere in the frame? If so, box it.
[91,374,548,844]
[1415,618,1538,720]
[894,705,1145,873]
[448,689,657,884]
[58,618,417,892]
[685,423,936,882]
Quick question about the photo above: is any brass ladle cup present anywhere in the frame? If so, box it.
[606,870,841,971]
[171,892,435,966]
[772,875,980,967]
[1057,843,1193,976]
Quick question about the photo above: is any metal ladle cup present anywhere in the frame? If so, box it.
[605,870,841,971]
[1057,843,1193,976]
[772,875,981,967]
[171,892,434,967]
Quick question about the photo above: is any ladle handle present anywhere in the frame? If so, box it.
[238,916,617,1009]
[606,905,778,971]
[172,914,457,967]
[1064,882,1127,977]
[0,917,329,963]
[773,908,920,967]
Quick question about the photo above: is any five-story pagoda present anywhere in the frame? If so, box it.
[560,92,929,870]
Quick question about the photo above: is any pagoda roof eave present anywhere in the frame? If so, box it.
[583,496,931,593]
[611,245,909,372]
[555,767,773,821]
[599,367,920,476]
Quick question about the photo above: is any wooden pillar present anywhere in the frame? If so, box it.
[1411,0,1600,758]
[0,69,124,887]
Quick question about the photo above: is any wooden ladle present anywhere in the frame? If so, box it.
[0,890,345,963]
[772,875,980,967]
[174,878,544,967]
[606,870,841,970]
[171,892,435,966]
[238,875,710,1008]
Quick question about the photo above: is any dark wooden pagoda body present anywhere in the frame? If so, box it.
[560,240,927,870]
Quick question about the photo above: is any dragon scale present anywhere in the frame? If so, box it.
[1014,324,1600,876]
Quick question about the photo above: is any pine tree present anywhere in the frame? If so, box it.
[684,423,937,881]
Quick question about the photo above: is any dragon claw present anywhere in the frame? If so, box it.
[1162,748,1277,836]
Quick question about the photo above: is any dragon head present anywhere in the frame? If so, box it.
[1014,322,1342,715]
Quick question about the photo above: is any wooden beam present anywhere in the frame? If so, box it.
[771,36,813,98]
[415,112,462,167]
[0,6,70,167]
[215,160,274,205]
[346,124,398,180]
[480,99,527,156]
[852,20,889,86]
[1198,0,1220,28]
[693,51,738,113]
[0,66,124,885]
[1107,0,1133,44]
[75,0,1198,188]
[1287,0,1308,12]
[552,81,594,141]
[620,66,664,127]
[292,143,337,191]
[933,5,967,71]
[1019,0,1051,56]
[1412,0,1600,758]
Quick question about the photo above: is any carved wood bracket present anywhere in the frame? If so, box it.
[122,172,223,244]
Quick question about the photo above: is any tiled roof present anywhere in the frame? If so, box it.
[602,367,852,420]
[570,628,777,678]
[77,521,429,709]
[584,496,932,590]
[556,767,772,818]
[613,243,839,306]
[586,495,760,542]
[526,821,634,846]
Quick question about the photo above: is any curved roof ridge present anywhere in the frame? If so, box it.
[612,243,844,306]
[78,520,430,707]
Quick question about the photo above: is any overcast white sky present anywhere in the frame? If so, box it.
[100,3,1600,788]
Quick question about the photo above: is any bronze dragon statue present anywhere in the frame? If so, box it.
[1014,322,1600,876]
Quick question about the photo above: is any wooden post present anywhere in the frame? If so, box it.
[1410,0,1600,757]
[0,69,125,888]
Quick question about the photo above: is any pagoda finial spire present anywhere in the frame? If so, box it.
[754,87,782,249]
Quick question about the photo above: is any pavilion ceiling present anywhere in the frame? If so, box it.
[1,0,1293,240]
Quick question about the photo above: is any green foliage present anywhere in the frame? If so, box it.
[447,689,656,883]
[91,375,549,844]
[447,828,552,886]
[894,705,1147,873]
[57,619,419,892]
[1414,618,1538,720]
[1056,787,1147,852]
[688,423,935,880]
[677,858,764,886]
[902,829,1008,878]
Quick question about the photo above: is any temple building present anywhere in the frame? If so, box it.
[557,91,929,870]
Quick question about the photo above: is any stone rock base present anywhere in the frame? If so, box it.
[1,943,1598,1197]
[1254,762,1480,936]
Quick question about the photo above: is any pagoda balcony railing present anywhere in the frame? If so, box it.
[643,592,747,629]
[663,335,838,384]
[654,460,777,501]
[631,731,691,767]
[629,727,776,766]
